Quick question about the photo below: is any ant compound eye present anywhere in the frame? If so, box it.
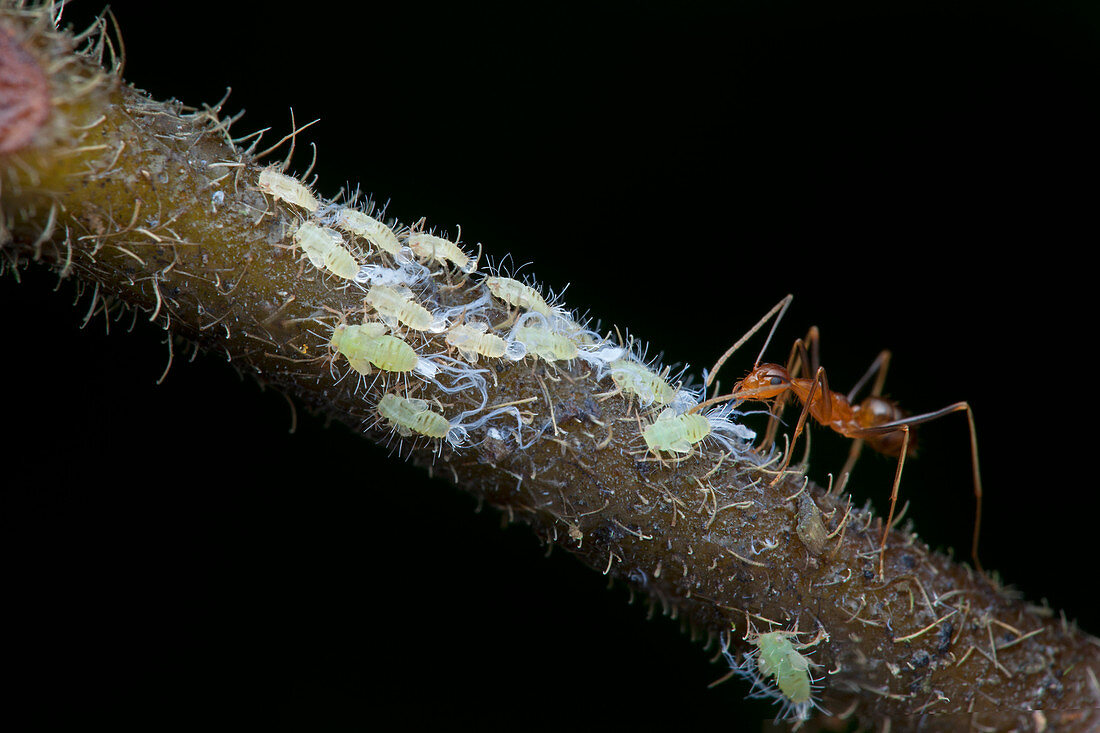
[770,376,784,386]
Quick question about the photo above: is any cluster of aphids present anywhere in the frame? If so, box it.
[256,167,757,459]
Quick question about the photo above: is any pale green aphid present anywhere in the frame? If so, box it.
[329,322,418,375]
[485,276,552,316]
[609,358,676,406]
[446,322,507,362]
[754,632,813,705]
[376,393,451,439]
[257,167,320,213]
[643,409,710,454]
[334,207,402,257]
[366,284,445,332]
[293,221,360,280]
[407,231,474,272]
[513,325,578,362]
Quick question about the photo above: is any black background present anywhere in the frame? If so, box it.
[4,1,1099,728]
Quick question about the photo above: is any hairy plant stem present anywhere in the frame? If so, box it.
[3,4,1099,730]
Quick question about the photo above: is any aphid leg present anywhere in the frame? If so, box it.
[467,241,483,274]
[705,293,793,391]
[492,306,520,332]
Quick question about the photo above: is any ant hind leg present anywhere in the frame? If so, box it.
[863,401,983,575]
[878,425,911,580]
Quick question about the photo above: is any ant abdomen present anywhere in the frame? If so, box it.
[856,397,917,457]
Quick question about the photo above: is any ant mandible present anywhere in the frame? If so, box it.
[691,295,984,578]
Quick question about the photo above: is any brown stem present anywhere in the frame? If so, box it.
[3,3,1099,730]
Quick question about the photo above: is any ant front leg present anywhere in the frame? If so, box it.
[769,365,831,486]
[761,326,820,452]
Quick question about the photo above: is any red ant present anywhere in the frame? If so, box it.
[691,295,983,578]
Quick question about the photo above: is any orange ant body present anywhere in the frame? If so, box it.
[694,295,983,578]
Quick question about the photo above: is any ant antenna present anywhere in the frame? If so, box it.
[705,294,793,389]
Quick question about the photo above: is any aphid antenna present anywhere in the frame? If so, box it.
[343,183,364,208]
[664,361,693,387]
[610,325,630,351]
[544,280,571,309]
[324,179,347,207]
[300,142,319,184]
[541,308,578,333]
[482,252,533,281]
[622,335,658,368]
[562,308,602,337]
[252,108,321,172]
[304,320,338,341]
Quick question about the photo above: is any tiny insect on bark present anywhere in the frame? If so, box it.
[329,322,419,375]
[643,409,711,454]
[406,229,475,272]
[753,632,814,706]
[376,393,451,439]
[608,358,677,406]
[257,167,320,213]
[445,322,508,362]
[293,222,360,280]
[484,275,553,316]
[513,325,578,362]
[365,284,445,333]
[334,207,403,257]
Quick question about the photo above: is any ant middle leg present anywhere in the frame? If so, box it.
[837,349,893,492]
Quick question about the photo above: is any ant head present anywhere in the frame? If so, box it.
[734,363,791,399]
